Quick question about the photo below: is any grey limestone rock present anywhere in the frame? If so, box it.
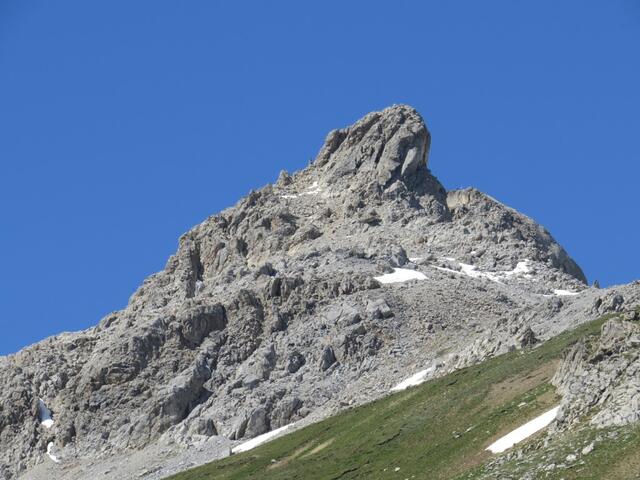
[516,327,538,348]
[315,105,431,189]
[552,314,640,428]
[319,346,337,371]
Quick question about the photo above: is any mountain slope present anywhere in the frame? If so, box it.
[167,308,640,480]
[1,105,637,480]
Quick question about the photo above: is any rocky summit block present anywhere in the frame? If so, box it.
[315,105,431,188]
[1,105,637,480]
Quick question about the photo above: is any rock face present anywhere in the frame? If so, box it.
[315,105,431,188]
[553,310,640,428]
[444,188,587,283]
[0,104,637,480]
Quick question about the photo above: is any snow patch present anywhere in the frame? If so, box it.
[306,181,321,194]
[510,261,533,276]
[434,258,533,284]
[46,442,60,463]
[374,268,427,284]
[281,181,322,199]
[390,368,433,392]
[486,406,560,453]
[231,423,294,454]
[38,398,54,429]
[553,289,579,296]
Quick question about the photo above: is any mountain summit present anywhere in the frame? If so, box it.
[315,105,432,188]
[1,106,635,480]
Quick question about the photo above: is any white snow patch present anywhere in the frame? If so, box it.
[486,406,560,454]
[553,289,580,296]
[38,398,54,429]
[409,257,423,263]
[46,442,60,463]
[510,261,533,276]
[434,259,533,284]
[281,181,322,199]
[374,268,427,284]
[306,181,321,194]
[390,368,433,392]
[231,423,295,454]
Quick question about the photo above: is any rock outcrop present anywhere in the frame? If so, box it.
[315,105,432,189]
[553,310,640,428]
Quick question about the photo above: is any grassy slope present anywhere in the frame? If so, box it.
[464,307,640,480]
[464,423,640,480]
[167,315,615,480]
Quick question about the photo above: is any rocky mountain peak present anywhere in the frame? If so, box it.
[313,104,432,190]
[1,104,622,480]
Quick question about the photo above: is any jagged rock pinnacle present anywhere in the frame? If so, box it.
[314,105,431,188]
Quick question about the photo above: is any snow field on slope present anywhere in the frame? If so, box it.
[281,181,322,199]
[390,368,433,392]
[231,423,295,454]
[374,268,427,284]
[486,406,560,453]
[553,289,580,296]
[433,258,533,284]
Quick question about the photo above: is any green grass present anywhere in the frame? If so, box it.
[167,314,616,480]
[564,425,640,480]
[463,422,640,480]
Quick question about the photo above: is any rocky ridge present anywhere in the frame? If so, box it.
[1,105,637,480]
[553,308,640,428]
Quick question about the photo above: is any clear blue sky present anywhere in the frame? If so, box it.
[1,1,639,355]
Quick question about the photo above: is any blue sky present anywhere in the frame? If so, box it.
[1,1,639,355]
